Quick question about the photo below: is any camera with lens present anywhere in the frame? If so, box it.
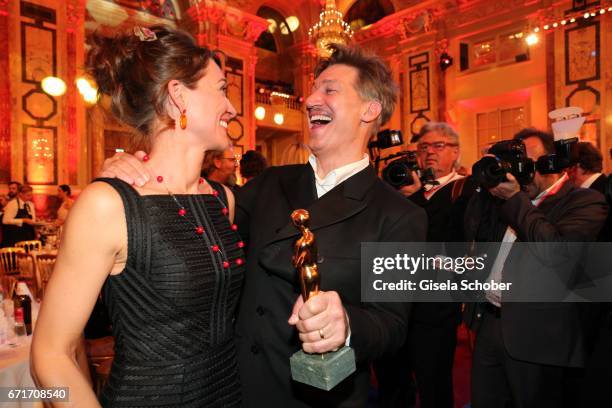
[369,129,431,188]
[369,129,404,150]
[535,107,584,174]
[472,140,535,189]
[381,151,423,188]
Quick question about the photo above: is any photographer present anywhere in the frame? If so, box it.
[566,141,612,407]
[464,128,608,408]
[375,122,475,408]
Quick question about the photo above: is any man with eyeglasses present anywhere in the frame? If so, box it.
[376,122,475,408]
[202,145,239,188]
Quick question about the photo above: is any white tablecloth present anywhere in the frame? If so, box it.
[0,337,41,408]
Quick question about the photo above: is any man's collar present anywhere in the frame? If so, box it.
[580,172,602,189]
[532,173,569,206]
[308,153,370,186]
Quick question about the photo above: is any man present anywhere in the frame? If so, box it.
[567,142,611,241]
[101,44,426,406]
[201,145,238,187]
[6,181,21,200]
[376,122,473,408]
[239,150,267,184]
[464,129,608,408]
[567,141,612,407]
[2,184,37,247]
[567,141,606,191]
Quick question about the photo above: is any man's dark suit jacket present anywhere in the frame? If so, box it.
[587,174,612,242]
[408,177,476,325]
[464,180,608,368]
[234,164,427,407]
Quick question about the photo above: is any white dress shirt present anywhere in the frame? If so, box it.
[423,171,465,200]
[308,154,370,198]
[307,154,371,346]
[2,198,36,227]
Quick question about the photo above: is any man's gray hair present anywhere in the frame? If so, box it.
[416,122,459,145]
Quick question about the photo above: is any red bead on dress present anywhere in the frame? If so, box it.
[212,245,220,252]
[237,241,244,248]
[178,208,187,217]
[231,224,238,231]
[222,208,229,216]
[195,226,204,235]
[212,190,219,197]
[223,261,230,269]
[235,258,244,266]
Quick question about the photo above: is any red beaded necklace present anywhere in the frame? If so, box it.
[153,173,244,270]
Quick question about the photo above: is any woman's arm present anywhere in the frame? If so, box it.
[31,182,127,407]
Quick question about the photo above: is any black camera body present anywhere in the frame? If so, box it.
[371,129,436,188]
[472,140,535,189]
[382,151,420,188]
[369,129,403,149]
[535,137,578,174]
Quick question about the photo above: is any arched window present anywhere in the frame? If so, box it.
[255,6,295,53]
[345,0,394,31]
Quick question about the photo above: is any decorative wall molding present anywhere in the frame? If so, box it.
[186,0,268,44]
[408,52,432,136]
[66,0,85,184]
[0,0,10,181]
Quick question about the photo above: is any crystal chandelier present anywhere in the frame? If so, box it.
[308,0,354,58]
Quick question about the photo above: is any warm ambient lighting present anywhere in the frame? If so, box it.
[273,113,284,125]
[286,16,300,32]
[525,33,539,46]
[255,106,266,120]
[267,19,277,33]
[76,77,98,104]
[308,0,353,58]
[41,76,67,96]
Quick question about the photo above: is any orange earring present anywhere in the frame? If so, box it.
[179,109,187,129]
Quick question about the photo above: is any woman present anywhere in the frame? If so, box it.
[55,184,74,227]
[32,25,244,407]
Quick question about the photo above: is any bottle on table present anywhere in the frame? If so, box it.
[13,282,32,336]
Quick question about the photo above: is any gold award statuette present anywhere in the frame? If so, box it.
[289,209,356,391]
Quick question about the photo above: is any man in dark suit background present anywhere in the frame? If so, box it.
[464,129,608,408]
[233,45,427,407]
[567,141,611,242]
[375,122,474,408]
[567,141,612,407]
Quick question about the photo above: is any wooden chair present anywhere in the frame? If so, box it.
[15,252,38,298]
[35,253,56,299]
[0,274,18,299]
[14,240,42,254]
[0,247,26,275]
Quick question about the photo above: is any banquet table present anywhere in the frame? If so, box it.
[0,300,43,408]
[0,337,41,408]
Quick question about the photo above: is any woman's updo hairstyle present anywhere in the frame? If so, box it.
[86,25,214,136]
